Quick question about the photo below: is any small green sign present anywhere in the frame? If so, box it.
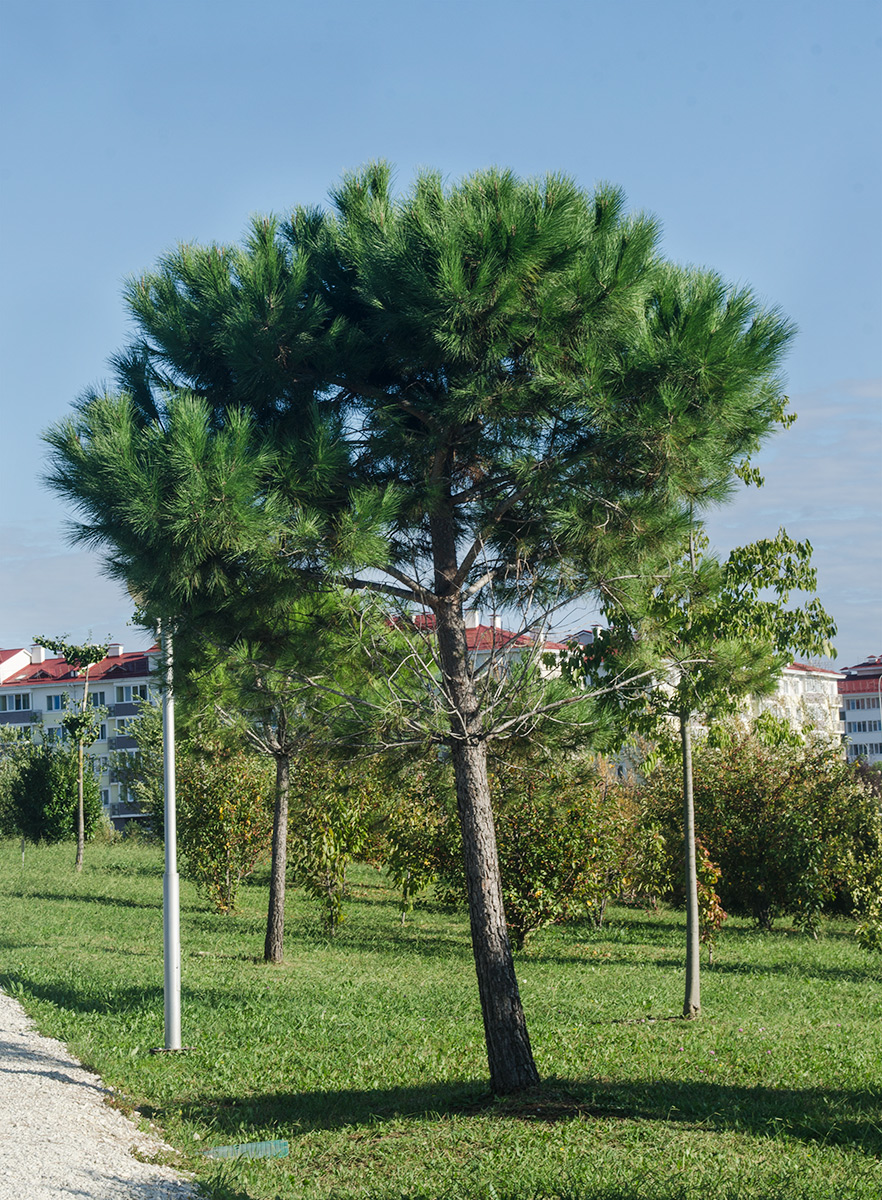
[206,1139,289,1160]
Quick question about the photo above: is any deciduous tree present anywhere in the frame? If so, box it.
[574,529,836,1016]
[33,637,109,870]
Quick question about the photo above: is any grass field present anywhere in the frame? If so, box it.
[0,839,879,1200]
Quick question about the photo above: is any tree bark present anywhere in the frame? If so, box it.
[680,711,701,1019]
[449,731,540,1092]
[431,545,539,1091]
[264,752,290,963]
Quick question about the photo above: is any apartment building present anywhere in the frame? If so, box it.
[0,642,158,827]
[749,660,845,740]
[838,655,882,765]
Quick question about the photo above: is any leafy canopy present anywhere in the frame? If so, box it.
[571,527,837,741]
[45,165,795,639]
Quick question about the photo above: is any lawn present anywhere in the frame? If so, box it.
[0,839,879,1199]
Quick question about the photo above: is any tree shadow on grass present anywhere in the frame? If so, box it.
[520,944,881,984]
[0,973,164,1017]
[187,912,266,940]
[272,920,472,962]
[166,1075,882,1159]
[558,914,862,947]
[13,889,168,912]
[555,954,882,985]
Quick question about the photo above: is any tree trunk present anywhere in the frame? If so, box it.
[75,740,85,872]
[264,752,290,963]
[434,594,540,1094]
[680,711,700,1019]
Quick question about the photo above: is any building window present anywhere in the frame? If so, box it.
[116,684,148,703]
[46,694,64,711]
[0,693,30,712]
[100,789,110,807]
[89,691,106,707]
[852,742,882,758]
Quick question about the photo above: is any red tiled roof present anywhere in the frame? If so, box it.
[404,614,565,653]
[839,677,882,695]
[785,661,844,677]
[0,650,155,688]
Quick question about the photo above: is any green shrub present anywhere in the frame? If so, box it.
[177,744,274,912]
[381,758,452,922]
[850,761,882,953]
[415,755,633,949]
[12,744,103,845]
[287,755,383,934]
[0,728,33,836]
[638,727,882,933]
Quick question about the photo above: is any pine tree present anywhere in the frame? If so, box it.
[44,165,796,1093]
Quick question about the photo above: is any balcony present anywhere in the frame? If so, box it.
[0,710,35,726]
[109,735,138,751]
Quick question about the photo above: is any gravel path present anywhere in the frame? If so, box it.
[0,988,199,1199]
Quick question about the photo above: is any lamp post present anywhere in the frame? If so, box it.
[160,619,181,1050]
[128,581,185,1055]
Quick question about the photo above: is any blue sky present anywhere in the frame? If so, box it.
[1,0,880,666]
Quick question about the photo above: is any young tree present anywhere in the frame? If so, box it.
[0,726,36,842]
[197,629,333,962]
[174,587,387,961]
[575,529,836,1017]
[12,743,103,847]
[33,637,109,870]
[44,166,795,1092]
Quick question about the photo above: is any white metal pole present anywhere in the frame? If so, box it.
[160,621,182,1050]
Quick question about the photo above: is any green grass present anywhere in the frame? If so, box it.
[0,840,880,1199]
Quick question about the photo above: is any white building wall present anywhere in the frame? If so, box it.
[749,664,844,742]
[839,656,882,766]
[0,645,159,824]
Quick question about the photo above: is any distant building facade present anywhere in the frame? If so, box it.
[749,661,845,741]
[562,628,846,743]
[0,642,158,828]
[838,656,882,765]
